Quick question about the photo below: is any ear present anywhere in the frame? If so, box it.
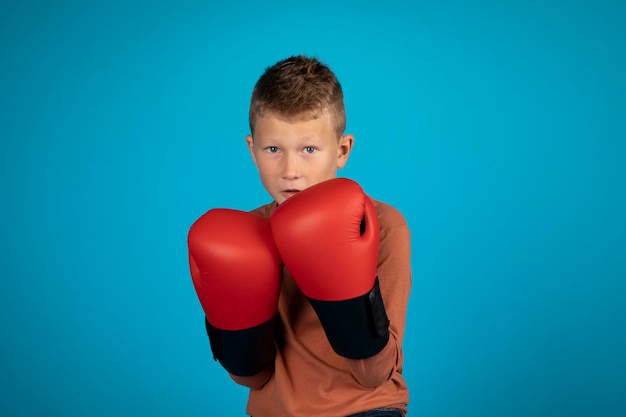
[337,133,354,169]
[246,135,258,166]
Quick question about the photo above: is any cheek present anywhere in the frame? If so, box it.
[256,159,277,180]
[328,153,342,169]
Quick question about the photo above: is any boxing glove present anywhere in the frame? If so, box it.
[270,178,389,359]
[188,209,281,376]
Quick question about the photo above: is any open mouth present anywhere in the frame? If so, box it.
[281,189,301,199]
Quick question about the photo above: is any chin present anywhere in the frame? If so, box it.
[272,194,286,205]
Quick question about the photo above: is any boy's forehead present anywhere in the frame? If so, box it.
[253,109,338,130]
[252,113,339,140]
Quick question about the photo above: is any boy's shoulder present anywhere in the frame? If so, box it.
[371,198,408,229]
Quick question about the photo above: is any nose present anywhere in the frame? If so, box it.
[281,152,301,180]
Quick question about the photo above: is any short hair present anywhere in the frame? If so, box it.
[249,55,346,137]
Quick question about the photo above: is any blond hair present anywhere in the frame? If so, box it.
[249,55,346,136]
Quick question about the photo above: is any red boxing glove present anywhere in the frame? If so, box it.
[188,209,281,376]
[271,178,389,359]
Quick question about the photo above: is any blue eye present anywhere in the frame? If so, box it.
[267,146,279,153]
[304,147,316,154]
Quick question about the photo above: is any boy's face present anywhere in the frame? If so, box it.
[246,112,353,205]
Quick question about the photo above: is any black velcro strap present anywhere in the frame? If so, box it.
[368,278,391,337]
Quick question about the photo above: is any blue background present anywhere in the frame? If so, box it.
[1,1,625,416]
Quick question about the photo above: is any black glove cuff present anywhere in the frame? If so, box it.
[205,317,275,377]
[308,277,390,359]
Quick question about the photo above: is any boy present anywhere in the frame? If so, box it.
[188,55,411,416]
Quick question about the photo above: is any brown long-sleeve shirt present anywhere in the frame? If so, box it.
[232,199,412,417]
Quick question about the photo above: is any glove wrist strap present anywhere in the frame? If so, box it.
[308,277,390,359]
[205,317,276,376]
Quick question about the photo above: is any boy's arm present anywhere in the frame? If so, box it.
[345,215,412,387]
[344,336,399,388]
[271,179,390,360]
[271,179,411,389]
[229,367,273,390]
